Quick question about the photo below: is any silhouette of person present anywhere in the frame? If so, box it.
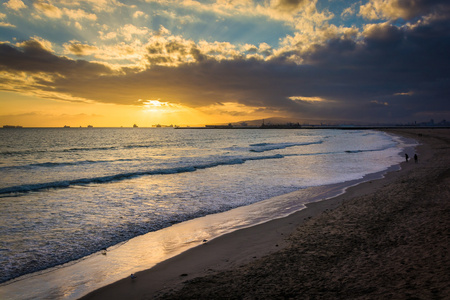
[414,154,418,163]
[405,153,409,162]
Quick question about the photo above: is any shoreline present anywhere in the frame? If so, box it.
[81,128,449,299]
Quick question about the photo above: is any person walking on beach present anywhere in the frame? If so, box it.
[414,154,418,163]
[405,153,409,162]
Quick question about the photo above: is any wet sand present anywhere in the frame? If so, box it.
[81,128,450,299]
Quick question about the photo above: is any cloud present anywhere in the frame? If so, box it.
[63,41,99,56]
[149,0,322,29]
[33,1,63,18]
[0,21,16,28]
[133,11,146,18]
[16,36,54,52]
[29,2,98,21]
[121,24,149,41]
[3,0,27,11]
[289,96,328,103]
[146,37,193,66]
[93,42,145,64]
[0,3,449,123]
[359,0,450,21]
[62,8,97,21]
[198,102,269,117]
[55,0,127,13]
[370,100,389,106]
[74,21,83,30]
[0,40,113,77]
[394,91,414,96]
[143,35,271,67]
[156,25,171,36]
[272,0,310,13]
[99,31,118,40]
[341,5,355,19]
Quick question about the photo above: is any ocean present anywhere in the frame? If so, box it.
[0,128,416,299]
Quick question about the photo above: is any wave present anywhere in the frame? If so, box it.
[248,141,324,152]
[62,146,117,152]
[0,158,136,171]
[0,144,160,157]
[0,154,284,196]
[1,142,398,195]
[344,142,398,154]
[0,149,48,156]
[281,142,398,158]
[0,147,117,156]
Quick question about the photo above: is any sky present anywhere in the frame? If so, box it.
[0,0,449,127]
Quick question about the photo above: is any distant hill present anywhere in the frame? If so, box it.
[227,117,317,127]
[224,117,384,127]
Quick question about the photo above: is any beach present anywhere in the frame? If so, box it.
[81,128,450,299]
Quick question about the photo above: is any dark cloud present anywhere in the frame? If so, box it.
[165,41,188,55]
[65,42,98,56]
[0,40,112,76]
[293,18,450,121]
[275,0,309,12]
[390,0,449,20]
[189,47,207,62]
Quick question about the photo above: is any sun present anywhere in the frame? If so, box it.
[141,99,174,112]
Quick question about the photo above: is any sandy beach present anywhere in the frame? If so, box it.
[81,128,450,300]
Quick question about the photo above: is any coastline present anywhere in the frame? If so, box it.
[81,128,449,299]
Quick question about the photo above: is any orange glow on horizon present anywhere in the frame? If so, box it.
[0,92,273,127]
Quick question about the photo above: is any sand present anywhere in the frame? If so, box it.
[81,128,450,300]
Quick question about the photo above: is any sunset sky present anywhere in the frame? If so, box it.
[0,0,449,127]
